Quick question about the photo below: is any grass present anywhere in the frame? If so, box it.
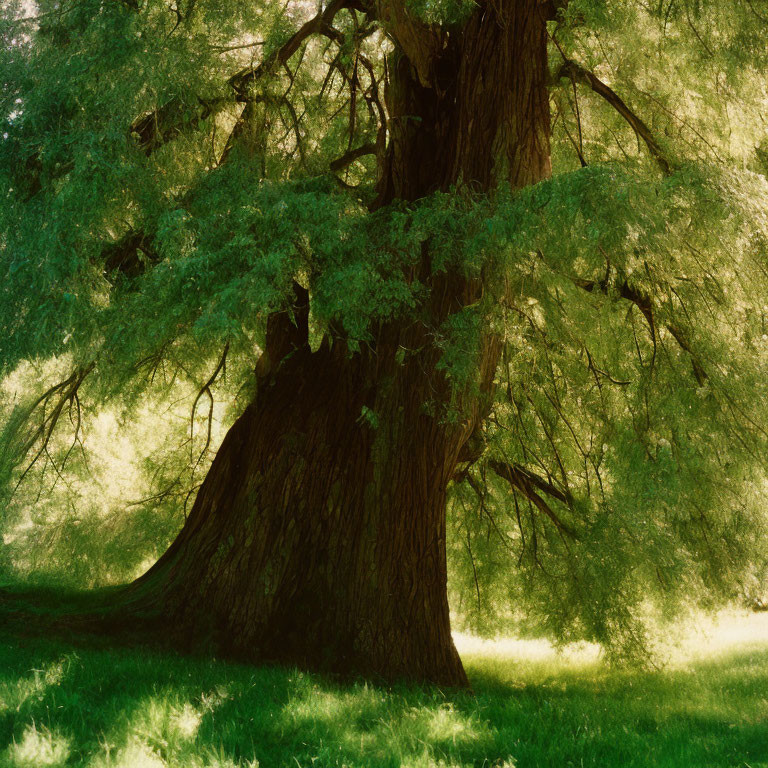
[0,604,766,768]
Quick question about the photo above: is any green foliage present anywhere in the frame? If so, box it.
[0,354,246,588]
[448,164,768,657]
[1,0,768,662]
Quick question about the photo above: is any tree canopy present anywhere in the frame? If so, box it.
[2,0,768,665]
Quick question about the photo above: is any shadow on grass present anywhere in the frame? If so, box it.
[0,590,767,767]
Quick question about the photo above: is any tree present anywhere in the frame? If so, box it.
[1,0,768,686]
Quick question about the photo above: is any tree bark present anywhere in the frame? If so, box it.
[120,0,552,686]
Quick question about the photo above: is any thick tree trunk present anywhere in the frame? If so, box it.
[125,293,493,685]
[122,0,551,686]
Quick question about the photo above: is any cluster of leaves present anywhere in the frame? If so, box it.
[0,355,230,587]
[449,165,768,658]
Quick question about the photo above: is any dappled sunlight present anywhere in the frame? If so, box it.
[6,724,70,767]
[398,751,516,768]
[457,609,768,678]
[278,677,491,764]
[0,658,68,714]
[280,679,384,727]
[90,738,166,768]
[420,703,485,746]
[454,632,602,672]
[82,685,230,767]
[170,702,203,740]
[0,612,767,767]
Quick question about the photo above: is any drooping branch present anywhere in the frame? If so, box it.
[130,96,227,156]
[463,472,520,555]
[227,0,351,98]
[557,59,672,175]
[319,26,387,172]
[9,363,95,495]
[329,142,377,171]
[190,342,229,472]
[132,0,355,155]
[618,281,656,341]
[488,459,578,539]
[572,272,708,385]
[219,1,382,165]
[666,323,707,385]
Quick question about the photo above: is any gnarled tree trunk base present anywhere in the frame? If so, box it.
[117,320,478,687]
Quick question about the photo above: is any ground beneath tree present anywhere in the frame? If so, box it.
[0,589,766,768]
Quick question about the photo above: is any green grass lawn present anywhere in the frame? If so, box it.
[0,608,766,768]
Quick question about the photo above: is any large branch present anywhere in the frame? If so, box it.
[130,96,229,156]
[228,0,351,97]
[329,142,377,171]
[557,59,672,175]
[374,0,442,87]
[102,231,159,279]
[221,9,384,167]
[488,459,578,539]
[132,0,353,155]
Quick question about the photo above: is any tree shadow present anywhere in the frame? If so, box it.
[1,592,767,767]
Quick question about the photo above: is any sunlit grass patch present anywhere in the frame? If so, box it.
[0,658,68,716]
[0,610,766,767]
[5,724,69,767]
